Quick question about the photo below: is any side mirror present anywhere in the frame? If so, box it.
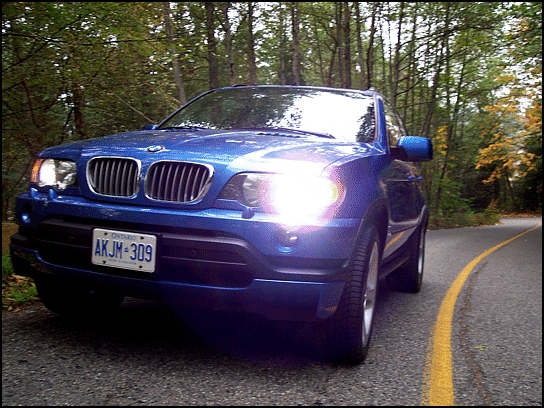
[141,124,158,131]
[397,136,433,162]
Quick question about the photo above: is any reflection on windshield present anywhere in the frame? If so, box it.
[159,87,375,142]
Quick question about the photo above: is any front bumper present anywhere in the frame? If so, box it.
[11,243,345,321]
[10,191,362,321]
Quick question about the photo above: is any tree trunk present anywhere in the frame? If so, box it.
[390,2,405,106]
[343,2,351,88]
[220,2,236,86]
[205,2,219,89]
[366,3,379,89]
[247,2,258,85]
[335,3,344,87]
[163,2,186,104]
[354,2,366,90]
[278,3,286,84]
[403,4,418,123]
[504,158,519,210]
[71,80,86,139]
[311,19,326,84]
[290,2,301,85]
[430,3,451,214]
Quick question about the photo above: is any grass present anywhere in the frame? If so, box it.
[428,207,502,230]
[2,254,38,311]
[2,222,38,311]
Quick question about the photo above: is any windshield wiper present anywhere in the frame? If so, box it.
[244,126,335,139]
[159,125,209,131]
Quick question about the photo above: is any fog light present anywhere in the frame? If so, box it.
[277,229,298,247]
[21,203,32,224]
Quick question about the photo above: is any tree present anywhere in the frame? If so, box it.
[289,2,302,85]
[205,2,219,89]
[2,2,541,219]
[163,2,187,104]
[246,2,258,85]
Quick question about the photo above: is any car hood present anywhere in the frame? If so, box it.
[39,128,384,209]
[70,129,377,175]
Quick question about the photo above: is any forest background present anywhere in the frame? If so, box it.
[2,2,542,227]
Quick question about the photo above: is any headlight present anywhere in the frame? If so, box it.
[31,158,77,190]
[219,173,343,219]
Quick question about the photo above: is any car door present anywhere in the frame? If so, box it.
[380,98,423,258]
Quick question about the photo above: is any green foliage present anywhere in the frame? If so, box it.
[433,178,474,217]
[7,284,38,306]
[428,178,502,229]
[2,254,38,310]
[2,254,14,279]
[429,200,501,230]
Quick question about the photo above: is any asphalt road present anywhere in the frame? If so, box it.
[2,217,542,406]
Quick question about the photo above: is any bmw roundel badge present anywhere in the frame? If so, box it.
[147,145,164,153]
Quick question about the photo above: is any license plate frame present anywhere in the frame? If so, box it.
[91,228,157,273]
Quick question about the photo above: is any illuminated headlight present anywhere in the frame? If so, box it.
[31,158,77,190]
[219,173,343,219]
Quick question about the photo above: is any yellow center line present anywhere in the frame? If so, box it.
[422,221,541,406]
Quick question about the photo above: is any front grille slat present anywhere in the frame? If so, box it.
[188,167,197,201]
[171,165,181,202]
[108,160,115,196]
[164,163,173,201]
[155,165,164,200]
[177,165,188,202]
[184,166,195,202]
[120,161,128,196]
[96,161,104,192]
[194,167,205,200]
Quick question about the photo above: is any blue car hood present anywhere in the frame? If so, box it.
[71,129,377,175]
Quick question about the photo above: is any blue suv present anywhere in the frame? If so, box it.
[10,85,432,364]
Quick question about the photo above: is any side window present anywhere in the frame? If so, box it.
[356,104,375,143]
[383,100,407,147]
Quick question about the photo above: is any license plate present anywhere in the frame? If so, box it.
[91,228,157,273]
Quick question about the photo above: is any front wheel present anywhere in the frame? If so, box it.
[35,275,124,318]
[325,225,382,365]
[395,218,427,293]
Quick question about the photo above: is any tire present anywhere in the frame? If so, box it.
[396,218,427,293]
[34,275,124,318]
[326,225,382,365]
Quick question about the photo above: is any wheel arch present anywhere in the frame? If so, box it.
[357,198,389,256]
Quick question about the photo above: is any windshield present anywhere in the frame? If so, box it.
[159,86,376,143]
